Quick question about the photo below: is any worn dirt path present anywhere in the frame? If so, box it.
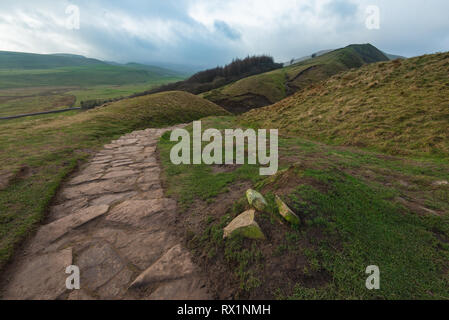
[1,126,210,300]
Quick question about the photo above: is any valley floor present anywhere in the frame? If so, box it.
[0,80,179,118]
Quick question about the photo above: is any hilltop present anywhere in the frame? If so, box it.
[202,44,389,113]
[241,51,449,158]
[284,49,404,67]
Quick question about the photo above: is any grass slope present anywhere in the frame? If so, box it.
[241,51,449,159]
[202,44,389,113]
[0,91,228,269]
[158,117,449,299]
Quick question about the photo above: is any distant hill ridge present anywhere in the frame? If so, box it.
[0,51,183,89]
[0,51,180,75]
[202,43,390,113]
[285,48,405,66]
[241,51,449,158]
[0,51,106,69]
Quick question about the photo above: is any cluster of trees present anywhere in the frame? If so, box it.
[80,97,123,110]
[189,55,280,84]
[140,55,282,96]
[81,55,282,107]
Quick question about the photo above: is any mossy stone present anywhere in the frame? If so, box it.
[275,195,300,226]
[246,189,267,211]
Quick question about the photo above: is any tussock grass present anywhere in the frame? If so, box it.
[241,52,449,158]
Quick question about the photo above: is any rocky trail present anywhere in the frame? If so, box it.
[0,126,210,300]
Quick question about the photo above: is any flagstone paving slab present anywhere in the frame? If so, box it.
[2,248,72,300]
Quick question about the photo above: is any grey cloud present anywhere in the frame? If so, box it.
[214,20,241,40]
[324,0,358,18]
[0,0,449,68]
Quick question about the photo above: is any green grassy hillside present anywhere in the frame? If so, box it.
[0,91,229,269]
[241,51,449,158]
[154,51,449,299]
[202,44,389,113]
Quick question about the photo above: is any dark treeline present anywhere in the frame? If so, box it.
[188,55,279,83]
[133,55,282,97]
[80,97,123,110]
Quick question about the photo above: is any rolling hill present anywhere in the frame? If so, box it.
[202,44,390,113]
[241,51,449,158]
[0,51,183,89]
[0,51,106,69]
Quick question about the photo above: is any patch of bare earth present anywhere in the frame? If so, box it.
[281,143,448,217]
[168,166,333,299]
[183,181,252,299]
[0,166,32,191]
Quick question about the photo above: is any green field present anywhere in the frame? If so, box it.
[0,65,184,90]
[0,79,184,117]
[0,88,75,117]
[0,51,186,117]
[67,81,181,107]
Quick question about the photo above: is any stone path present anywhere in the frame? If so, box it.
[1,126,210,300]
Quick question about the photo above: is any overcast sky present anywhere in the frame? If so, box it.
[1,0,449,69]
